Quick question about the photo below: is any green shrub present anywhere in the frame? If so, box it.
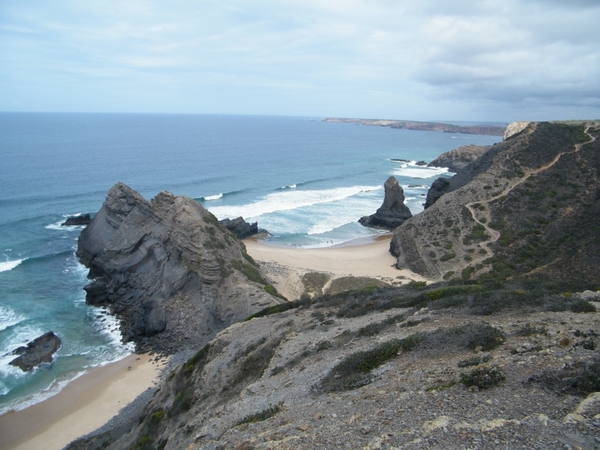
[570,300,597,313]
[460,367,506,389]
[457,354,492,368]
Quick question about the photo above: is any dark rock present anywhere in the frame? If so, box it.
[428,145,491,173]
[424,178,451,209]
[219,217,262,240]
[62,214,92,226]
[9,331,61,372]
[76,182,278,354]
[415,160,428,166]
[359,176,412,230]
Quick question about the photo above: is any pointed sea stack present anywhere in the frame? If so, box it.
[359,176,412,230]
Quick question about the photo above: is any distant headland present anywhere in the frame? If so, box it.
[323,117,506,136]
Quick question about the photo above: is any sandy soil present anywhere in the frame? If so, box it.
[0,354,164,450]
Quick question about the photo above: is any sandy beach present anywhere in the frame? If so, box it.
[0,354,164,450]
[244,235,426,300]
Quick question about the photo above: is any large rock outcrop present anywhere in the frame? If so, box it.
[428,144,491,173]
[77,183,281,354]
[218,217,262,240]
[359,176,412,230]
[9,331,61,372]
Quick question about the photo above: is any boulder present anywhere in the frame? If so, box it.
[359,176,412,230]
[62,214,92,226]
[219,217,261,240]
[9,331,61,372]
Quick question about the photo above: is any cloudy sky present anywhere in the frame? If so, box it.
[1,0,599,122]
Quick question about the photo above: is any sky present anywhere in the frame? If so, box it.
[1,0,599,122]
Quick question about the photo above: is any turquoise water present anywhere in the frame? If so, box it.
[0,113,501,412]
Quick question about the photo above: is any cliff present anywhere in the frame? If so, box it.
[77,183,282,354]
[323,118,506,136]
[391,121,600,283]
[428,144,491,173]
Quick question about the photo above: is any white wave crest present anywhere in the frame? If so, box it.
[208,185,382,220]
[203,193,223,201]
[0,258,25,273]
[0,306,25,332]
[393,162,449,179]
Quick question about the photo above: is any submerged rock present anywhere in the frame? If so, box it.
[359,176,412,230]
[9,331,61,372]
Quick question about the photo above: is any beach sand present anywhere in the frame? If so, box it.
[0,354,164,450]
[244,235,426,300]
[0,235,422,449]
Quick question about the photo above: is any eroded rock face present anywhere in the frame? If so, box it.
[423,178,451,209]
[504,121,531,140]
[428,145,491,173]
[359,176,412,230]
[77,182,279,354]
[9,331,61,372]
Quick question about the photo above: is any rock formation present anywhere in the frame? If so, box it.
[62,214,92,226]
[504,121,531,140]
[359,176,412,230]
[428,144,491,173]
[76,182,281,353]
[9,331,61,371]
[423,177,450,209]
[218,217,263,240]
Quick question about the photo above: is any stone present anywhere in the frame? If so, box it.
[62,214,92,226]
[423,178,451,209]
[9,331,61,371]
[359,176,412,230]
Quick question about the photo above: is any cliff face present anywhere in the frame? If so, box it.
[77,183,281,354]
[391,121,600,283]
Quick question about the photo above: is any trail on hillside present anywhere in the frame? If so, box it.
[459,125,596,276]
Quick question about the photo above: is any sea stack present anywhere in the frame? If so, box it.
[359,176,412,230]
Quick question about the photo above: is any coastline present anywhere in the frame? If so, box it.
[0,354,164,450]
[0,235,422,450]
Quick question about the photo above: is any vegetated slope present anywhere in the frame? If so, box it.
[66,282,600,450]
[77,183,283,354]
[391,121,600,284]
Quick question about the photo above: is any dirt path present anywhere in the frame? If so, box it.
[461,124,596,273]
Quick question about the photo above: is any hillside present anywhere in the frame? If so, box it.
[391,121,600,284]
[67,282,600,450]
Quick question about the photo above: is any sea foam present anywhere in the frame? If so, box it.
[393,162,449,179]
[0,259,25,273]
[208,185,382,220]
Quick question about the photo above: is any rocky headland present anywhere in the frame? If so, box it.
[324,118,506,136]
[428,144,491,173]
[76,182,282,354]
[391,121,600,283]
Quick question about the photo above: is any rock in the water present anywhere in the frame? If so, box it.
[428,145,491,173]
[62,214,92,226]
[219,217,261,240]
[359,176,412,230]
[9,331,61,372]
[76,182,279,354]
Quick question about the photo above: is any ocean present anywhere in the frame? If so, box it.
[0,113,501,413]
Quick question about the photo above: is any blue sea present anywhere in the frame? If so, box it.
[0,113,501,413]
